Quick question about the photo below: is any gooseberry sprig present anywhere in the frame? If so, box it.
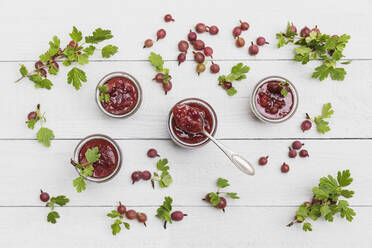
[26,104,55,147]
[16,26,118,90]
[70,147,101,193]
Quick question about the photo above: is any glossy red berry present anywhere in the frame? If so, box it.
[193,40,205,50]
[288,148,297,158]
[171,211,185,221]
[299,150,309,158]
[28,111,38,120]
[236,37,245,47]
[163,81,172,94]
[290,23,297,33]
[281,163,290,173]
[131,171,142,184]
[223,82,232,89]
[39,68,47,77]
[258,156,268,166]
[301,120,312,131]
[125,210,137,220]
[248,42,259,55]
[188,30,197,42]
[193,51,205,63]
[300,26,311,37]
[203,46,213,57]
[117,202,126,214]
[137,212,147,225]
[156,29,166,41]
[312,25,320,34]
[312,197,322,205]
[240,20,250,31]
[147,148,159,158]
[35,61,44,69]
[178,53,186,65]
[143,39,153,48]
[153,73,164,83]
[256,36,269,46]
[164,14,174,22]
[195,23,207,33]
[210,63,220,74]
[292,141,303,150]
[141,170,152,181]
[68,40,78,48]
[232,26,242,37]
[204,193,211,202]
[208,25,219,35]
[178,40,189,53]
[216,197,227,210]
[40,190,50,202]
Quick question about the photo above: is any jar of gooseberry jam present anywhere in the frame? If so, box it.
[167,98,218,148]
[250,76,298,123]
[73,134,122,183]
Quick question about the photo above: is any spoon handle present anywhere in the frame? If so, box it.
[203,131,255,176]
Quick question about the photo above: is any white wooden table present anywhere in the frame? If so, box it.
[1,0,371,247]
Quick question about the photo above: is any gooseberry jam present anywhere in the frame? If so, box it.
[168,98,217,147]
[101,76,138,115]
[74,134,122,182]
[251,76,298,123]
[96,72,142,118]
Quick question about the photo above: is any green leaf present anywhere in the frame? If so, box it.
[19,64,28,77]
[314,116,330,134]
[51,195,70,206]
[148,52,164,71]
[280,87,288,97]
[36,127,55,147]
[312,64,331,81]
[156,197,173,224]
[101,45,118,58]
[338,200,356,222]
[27,119,37,129]
[296,205,309,220]
[69,26,83,42]
[81,165,94,178]
[99,85,108,93]
[83,45,96,56]
[63,46,76,61]
[73,176,86,193]
[341,190,354,198]
[226,87,237,96]
[209,192,220,207]
[85,28,113,44]
[294,46,312,55]
[160,173,173,188]
[111,219,122,235]
[302,222,312,231]
[217,178,230,188]
[77,54,89,65]
[63,59,72,66]
[48,65,59,75]
[321,103,334,118]
[107,210,121,218]
[85,146,101,163]
[156,158,169,171]
[47,211,60,224]
[320,205,331,216]
[312,187,329,200]
[67,67,87,90]
[123,222,130,230]
[330,67,346,81]
[226,192,240,199]
[337,170,353,187]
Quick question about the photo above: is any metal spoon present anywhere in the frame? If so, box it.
[196,118,255,176]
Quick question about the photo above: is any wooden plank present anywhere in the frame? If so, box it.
[0,140,368,206]
[2,60,372,139]
[0,206,370,247]
[0,0,371,60]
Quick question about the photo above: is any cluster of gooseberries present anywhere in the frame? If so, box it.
[131,170,152,184]
[177,23,220,75]
[143,14,175,48]
[288,140,309,159]
[257,140,309,174]
[232,20,269,56]
[116,202,148,226]
[152,72,173,94]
